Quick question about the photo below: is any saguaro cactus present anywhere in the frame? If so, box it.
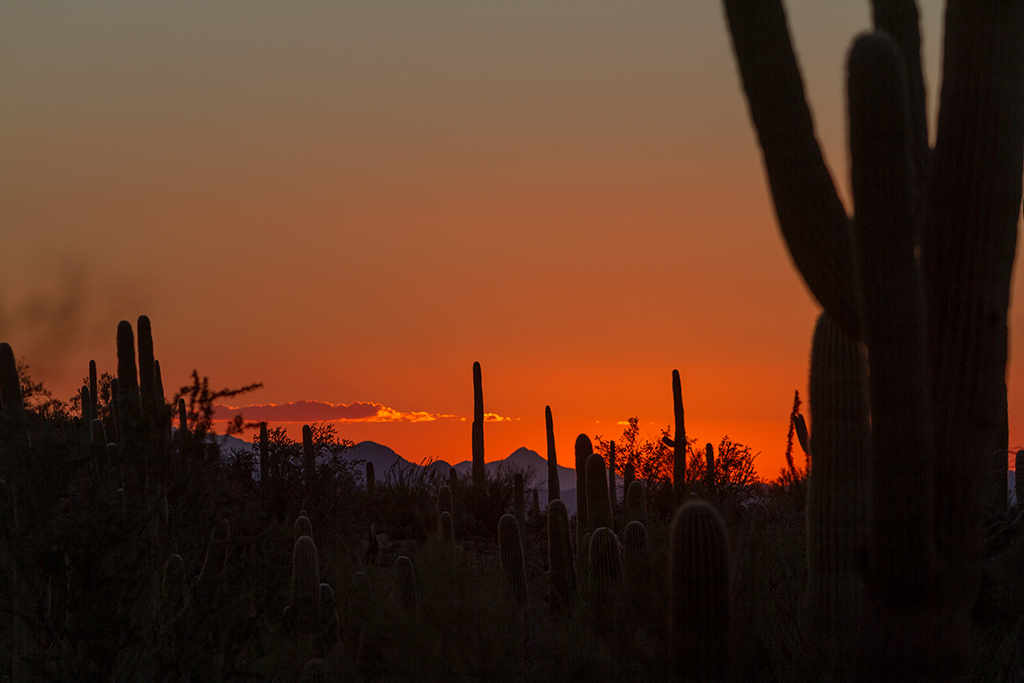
[704,443,716,497]
[585,453,613,533]
[804,312,871,678]
[393,556,417,610]
[626,481,647,526]
[723,1,1024,678]
[302,425,316,507]
[574,435,593,547]
[547,499,576,611]
[607,441,617,508]
[669,501,730,682]
[286,535,321,634]
[671,369,687,504]
[589,527,622,586]
[259,422,269,484]
[622,521,648,582]
[366,461,375,494]
[545,405,560,503]
[498,514,527,605]
[472,361,485,489]
[438,485,453,517]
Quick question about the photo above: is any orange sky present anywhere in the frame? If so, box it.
[4,1,1021,480]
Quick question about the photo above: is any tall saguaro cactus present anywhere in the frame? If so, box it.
[723,1,1024,679]
[804,312,871,678]
[575,435,593,547]
[545,405,560,503]
[671,369,686,504]
[472,361,485,490]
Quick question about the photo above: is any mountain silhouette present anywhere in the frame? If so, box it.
[216,434,580,514]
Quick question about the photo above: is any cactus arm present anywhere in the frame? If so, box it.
[851,32,935,603]
[870,0,930,191]
[722,0,860,339]
[922,1,1024,612]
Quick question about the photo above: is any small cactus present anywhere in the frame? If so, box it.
[670,501,730,682]
[349,571,372,631]
[626,480,647,525]
[259,422,269,484]
[162,554,185,610]
[440,511,455,544]
[294,514,313,541]
[366,461,375,493]
[574,434,593,548]
[609,441,620,510]
[319,583,341,648]
[438,485,453,517]
[547,499,577,611]
[286,535,321,634]
[498,514,527,605]
[622,521,648,582]
[705,443,716,496]
[589,527,622,586]
[392,556,417,610]
[585,453,613,533]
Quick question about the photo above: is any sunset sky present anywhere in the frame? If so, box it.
[4,1,1019,480]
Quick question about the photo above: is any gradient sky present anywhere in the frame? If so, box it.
[5,1,1019,480]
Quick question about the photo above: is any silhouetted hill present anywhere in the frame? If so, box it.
[216,435,580,514]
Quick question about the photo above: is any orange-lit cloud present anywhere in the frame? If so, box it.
[213,400,516,425]
[213,400,462,424]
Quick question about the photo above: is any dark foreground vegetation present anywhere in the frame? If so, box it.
[0,316,1022,683]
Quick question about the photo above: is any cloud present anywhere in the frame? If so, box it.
[484,412,513,422]
[213,400,462,424]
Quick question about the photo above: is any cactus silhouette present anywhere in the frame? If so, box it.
[259,421,269,484]
[607,440,617,508]
[804,312,870,678]
[668,369,687,504]
[366,460,375,493]
[472,361,485,489]
[439,511,455,545]
[589,527,622,586]
[498,514,527,605]
[545,405,560,503]
[319,582,341,649]
[704,443,716,497]
[286,535,321,634]
[723,2,1024,677]
[670,500,729,682]
[547,499,576,611]
[574,434,593,548]
[794,412,809,455]
[585,452,613,533]
[626,480,647,526]
[622,521,648,583]
[438,484,453,517]
[302,424,316,508]
[392,556,417,610]
[294,514,313,541]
